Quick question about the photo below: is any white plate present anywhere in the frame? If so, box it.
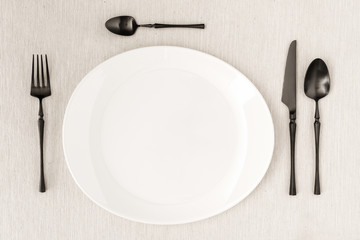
[63,46,274,224]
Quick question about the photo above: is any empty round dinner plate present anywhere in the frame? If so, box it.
[63,46,274,224]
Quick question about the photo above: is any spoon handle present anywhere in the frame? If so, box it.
[314,102,321,195]
[289,114,296,196]
[140,24,205,29]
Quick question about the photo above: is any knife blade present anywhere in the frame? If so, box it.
[282,40,296,113]
[281,40,297,196]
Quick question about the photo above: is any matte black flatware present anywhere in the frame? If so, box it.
[281,40,297,196]
[105,16,205,36]
[304,58,330,195]
[30,54,51,193]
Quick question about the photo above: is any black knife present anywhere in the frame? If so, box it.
[281,40,297,196]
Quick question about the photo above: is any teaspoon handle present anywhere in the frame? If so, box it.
[140,24,205,29]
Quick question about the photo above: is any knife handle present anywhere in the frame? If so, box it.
[289,116,296,196]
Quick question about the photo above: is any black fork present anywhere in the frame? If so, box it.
[30,54,51,192]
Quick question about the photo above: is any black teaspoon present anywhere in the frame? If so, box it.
[105,16,205,36]
[304,58,330,195]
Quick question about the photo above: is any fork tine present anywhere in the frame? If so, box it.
[36,55,40,87]
[31,55,35,87]
[40,55,45,87]
[45,55,50,89]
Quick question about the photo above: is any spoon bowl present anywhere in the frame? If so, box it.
[304,58,330,101]
[105,16,139,36]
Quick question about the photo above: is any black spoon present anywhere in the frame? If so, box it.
[105,16,205,36]
[304,58,330,195]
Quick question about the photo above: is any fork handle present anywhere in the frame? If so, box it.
[38,100,46,192]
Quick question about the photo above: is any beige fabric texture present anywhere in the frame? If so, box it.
[1,0,359,239]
